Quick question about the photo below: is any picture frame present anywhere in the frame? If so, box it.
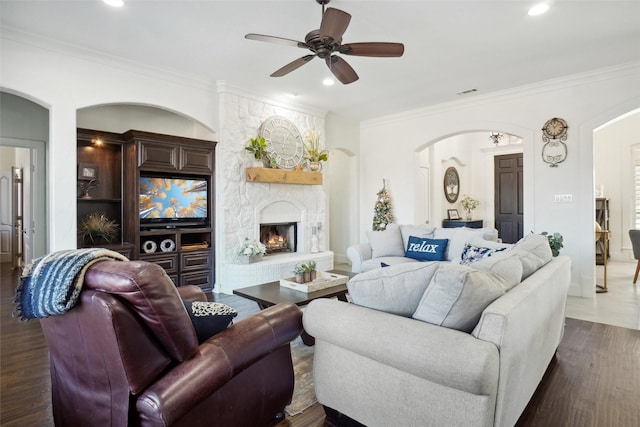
[78,163,98,180]
[447,209,460,220]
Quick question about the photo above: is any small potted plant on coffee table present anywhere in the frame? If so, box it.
[293,264,306,284]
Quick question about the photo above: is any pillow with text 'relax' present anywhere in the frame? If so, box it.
[405,236,448,262]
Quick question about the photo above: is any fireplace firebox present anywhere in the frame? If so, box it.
[259,222,297,254]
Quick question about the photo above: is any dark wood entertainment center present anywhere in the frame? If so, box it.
[77,128,216,291]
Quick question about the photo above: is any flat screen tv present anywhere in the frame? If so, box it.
[139,175,208,228]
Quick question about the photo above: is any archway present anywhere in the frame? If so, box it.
[415,130,523,237]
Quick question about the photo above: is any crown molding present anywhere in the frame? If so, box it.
[362,62,640,129]
[216,81,327,119]
[1,26,214,92]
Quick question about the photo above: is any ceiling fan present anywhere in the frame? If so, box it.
[245,0,404,84]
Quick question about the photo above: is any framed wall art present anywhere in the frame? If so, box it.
[447,209,460,220]
[78,163,98,180]
[443,166,460,203]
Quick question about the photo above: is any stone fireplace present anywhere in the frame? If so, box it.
[260,222,297,254]
[216,86,333,294]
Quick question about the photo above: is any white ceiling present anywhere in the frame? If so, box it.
[1,0,639,121]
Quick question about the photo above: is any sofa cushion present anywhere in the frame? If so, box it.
[400,225,435,250]
[183,301,238,343]
[412,265,507,332]
[362,256,419,272]
[405,237,448,261]
[366,224,405,259]
[460,243,508,265]
[348,262,440,317]
[510,233,553,279]
[466,251,523,291]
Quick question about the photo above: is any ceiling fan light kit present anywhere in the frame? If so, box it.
[245,0,404,84]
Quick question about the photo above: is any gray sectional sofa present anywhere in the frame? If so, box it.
[346,223,501,273]
[304,233,572,427]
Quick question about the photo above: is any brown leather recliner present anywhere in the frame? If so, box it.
[39,260,303,427]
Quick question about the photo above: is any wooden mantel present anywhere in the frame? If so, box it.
[245,167,322,185]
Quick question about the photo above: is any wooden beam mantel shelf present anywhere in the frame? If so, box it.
[245,167,322,185]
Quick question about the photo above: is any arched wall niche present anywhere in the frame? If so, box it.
[76,103,217,140]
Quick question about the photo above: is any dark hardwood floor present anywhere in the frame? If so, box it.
[2,262,639,426]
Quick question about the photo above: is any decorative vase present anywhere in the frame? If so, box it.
[466,213,473,220]
[303,271,311,283]
[295,273,305,284]
[310,270,317,281]
[308,161,321,172]
[240,254,263,264]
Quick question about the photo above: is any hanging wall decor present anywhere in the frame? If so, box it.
[443,167,460,203]
[541,117,568,167]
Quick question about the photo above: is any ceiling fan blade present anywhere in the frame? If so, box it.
[340,42,405,57]
[245,33,308,49]
[320,8,351,42]
[271,55,316,77]
[325,56,359,84]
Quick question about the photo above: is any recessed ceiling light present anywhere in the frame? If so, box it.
[322,78,335,86]
[103,0,124,7]
[528,3,550,16]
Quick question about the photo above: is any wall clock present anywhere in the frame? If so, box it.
[443,167,460,203]
[541,117,568,167]
[259,116,304,170]
[542,117,568,142]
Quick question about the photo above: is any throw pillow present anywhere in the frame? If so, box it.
[348,262,440,317]
[366,223,405,259]
[183,301,238,343]
[400,225,435,251]
[405,236,448,261]
[433,227,485,261]
[510,233,553,280]
[412,265,507,332]
[460,243,507,265]
[467,251,523,291]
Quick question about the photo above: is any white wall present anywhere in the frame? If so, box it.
[77,105,216,140]
[325,112,359,264]
[1,34,218,251]
[360,64,640,297]
[594,111,640,260]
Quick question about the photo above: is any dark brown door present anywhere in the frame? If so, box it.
[494,154,523,244]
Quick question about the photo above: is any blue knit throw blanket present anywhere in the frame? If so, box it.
[14,248,128,321]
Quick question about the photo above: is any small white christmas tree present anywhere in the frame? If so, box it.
[372,180,394,231]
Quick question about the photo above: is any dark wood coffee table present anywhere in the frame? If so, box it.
[233,269,355,344]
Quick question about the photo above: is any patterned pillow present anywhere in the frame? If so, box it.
[183,301,238,343]
[460,243,507,265]
[405,236,448,261]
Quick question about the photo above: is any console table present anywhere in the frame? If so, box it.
[442,219,483,229]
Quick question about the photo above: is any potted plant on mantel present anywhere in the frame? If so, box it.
[245,136,270,167]
[304,131,328,172]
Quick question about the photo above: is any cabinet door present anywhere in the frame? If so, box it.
[138,140,178,171]
[180,146,214,174]
[180,271,212,290]
[140,253,179,274]
[180,250,212,272]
